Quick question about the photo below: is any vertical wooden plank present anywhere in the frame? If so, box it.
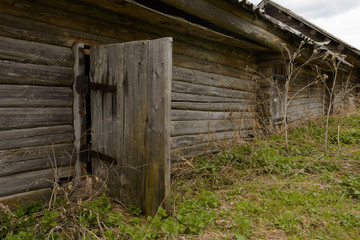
[107,44,124,200]
[91,38,172,216]
[121,40,148,209]
[145,38,172,216]
[72,43,85,183]
[90,45,107,182]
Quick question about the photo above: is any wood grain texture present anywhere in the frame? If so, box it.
[173,66,256,92]
[171,130,253,149]
[72,43,85,183]
[171,101,255,111]
[171,109,251,121]
[0,125,74,150]
[0,13,119,48]
[171,119,252,137]
[0,35,73,67]
[90,38,172,216]
[0,61,73,86]
[0,85,72,107]
[0,144,73,177]
[0,188,53,209]
[157,0,281,50]
[172,80,254,100]
[0,166,73,197]
[0,108,73,130]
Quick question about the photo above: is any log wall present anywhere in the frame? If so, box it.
[0,35,74,201]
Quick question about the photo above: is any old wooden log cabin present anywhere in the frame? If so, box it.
[0,0,359,215]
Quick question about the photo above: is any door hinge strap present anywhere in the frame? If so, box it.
[89,82,116,93]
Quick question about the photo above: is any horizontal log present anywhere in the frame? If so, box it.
[172,80,255,100]
[0,13,120,47]
[0,188,53,209]
[0,144,74,177]
[171,101,256,111]
[170,137,252,161]
[0,108,73,130]
[0,166,73,197]
[171,130,253,149]
[0,61,73,86]
[172,92,250,103]
[171,109,252,121]
[0,84,72,107]
[173,53,257,80]
[173,66,256,92]
[171,119,253,136]
[0,36,73,67]
[157,0,281,50]
[0,125,74,150]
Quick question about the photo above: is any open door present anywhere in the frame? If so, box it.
[89,38,172,216]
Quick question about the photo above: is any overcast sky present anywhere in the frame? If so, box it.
[248,0,360,50]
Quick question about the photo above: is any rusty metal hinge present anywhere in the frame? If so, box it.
[80,144,117,165]
[88,82,116,93]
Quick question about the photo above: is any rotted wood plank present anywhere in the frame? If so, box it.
[0,144,73,177]
[171,119,253,136]
[171,137,253,160]
[171,129,253,149]
[0,108,73,130]
[0,166,73,197]
[173,66,256,92]
[172,80,255,100]
[0,36,73,67]
[0,85,72,107]
[0,61,73,86]
[0,125,74,150]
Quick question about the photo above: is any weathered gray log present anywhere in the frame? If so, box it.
[0,166,73,197]
[90,38,172,217]
[0,125,74,150]
[0,108,73,130]
[0,85,72,107]
[156,0,281,50]
[173,66,256,92]
[0,188,53,209]
[0,13,120,48]
[171,130,253,149]
[171,101,255,111]
[172,92,252,103]
[171,109,252,121]
[0,144,74,177]
[0,61,73,86]
[171,119,253,136]
[0,36,73,67]
[171,137,252,160]
[173,53,254,80]
[172,80,255,100]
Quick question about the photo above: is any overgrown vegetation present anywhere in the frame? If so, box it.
[1,110,360,239]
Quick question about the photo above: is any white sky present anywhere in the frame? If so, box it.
[248,0,360,50]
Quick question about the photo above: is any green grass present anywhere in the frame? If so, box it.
[1,110,360,239]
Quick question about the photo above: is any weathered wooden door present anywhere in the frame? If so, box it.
[89,38,172,216]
